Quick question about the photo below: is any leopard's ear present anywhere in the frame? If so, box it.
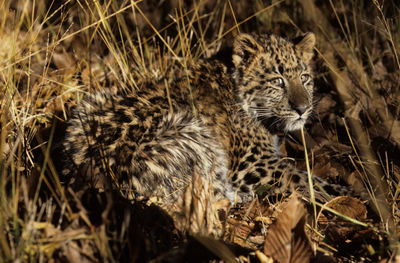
[294,32,315,62]
[233,34,263,68]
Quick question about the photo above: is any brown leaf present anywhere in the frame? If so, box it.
[264,194,313,263]
[317,196,367,225]
[317,196,367,245]
[227,218,254,238]
[318,196,371,252]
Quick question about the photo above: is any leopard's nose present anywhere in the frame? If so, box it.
[289,101,308,115]
[294,106,307,115]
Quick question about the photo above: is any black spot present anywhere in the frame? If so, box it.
[273,171,282,178]
[292,174,301,183]
[149,96,164,104]
[232,173,238,182]
[244,172,260,184]
[268,159,278,164]
[89,121,98,134]
[94,109,106,116]
[120,97,138,107]
[261,155,271,160]
[97,134,111,145]
[135,111,146,122]
[278,65,284,74]
[231,160,238,168]
[240,185,250,193]
[99,123,112,130]
[111,127,122,140]
[116,109,131,123]
[265,180,274,186]
[256,168,267,177]
[139,126,147,133]
[251,147,260,155]
[255,163,265,167]
[245,155,256,162]
[143,145,152,152]
[128,145,136,151]
[238,162,248,171]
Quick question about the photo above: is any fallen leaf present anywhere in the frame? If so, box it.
[317,196,368,244]
[264,194,313,263]
[318,196,367,223]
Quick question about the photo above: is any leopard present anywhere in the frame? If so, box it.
[63,32,351,204]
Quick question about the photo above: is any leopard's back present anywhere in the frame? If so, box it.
[63,62,236,202]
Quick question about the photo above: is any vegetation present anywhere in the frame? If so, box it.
[0,0,399,262]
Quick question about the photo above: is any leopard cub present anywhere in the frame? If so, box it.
[63,32,349,203]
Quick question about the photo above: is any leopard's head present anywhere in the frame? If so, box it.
[232,33,315,131]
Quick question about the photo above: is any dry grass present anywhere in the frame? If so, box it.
[0,0,399,262]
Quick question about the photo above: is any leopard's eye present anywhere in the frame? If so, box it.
[270,77,285,88]
[301,74,310,84]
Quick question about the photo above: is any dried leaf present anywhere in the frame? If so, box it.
[318,196,367,224]
[264,194,313,263]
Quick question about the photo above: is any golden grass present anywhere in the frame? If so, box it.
[0,0,399,261]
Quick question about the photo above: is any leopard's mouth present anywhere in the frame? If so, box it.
[258,114,306,133]
[285,117,307,131]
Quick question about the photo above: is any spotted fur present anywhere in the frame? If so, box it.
[63,33,350,203]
